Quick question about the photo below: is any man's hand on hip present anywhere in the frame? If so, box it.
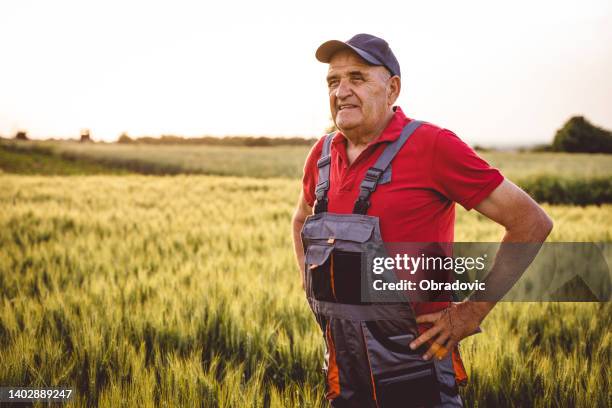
[409,301,494,360]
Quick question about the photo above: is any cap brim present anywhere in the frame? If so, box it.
[315,40,383,67]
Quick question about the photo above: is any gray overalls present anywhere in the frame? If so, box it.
[301,121,462,407]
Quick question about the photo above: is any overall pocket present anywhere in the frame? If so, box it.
[305,244,335,301]
[361,322,440,408]
[305,244,366,304]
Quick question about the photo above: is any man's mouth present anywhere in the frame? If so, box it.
[338,104,358,111]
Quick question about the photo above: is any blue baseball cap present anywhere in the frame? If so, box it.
[315,33,401,77]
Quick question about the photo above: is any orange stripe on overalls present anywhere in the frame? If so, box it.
[325,320,341,399]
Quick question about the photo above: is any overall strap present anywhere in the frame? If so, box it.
[353,120,422,214]
[314,132,335,214]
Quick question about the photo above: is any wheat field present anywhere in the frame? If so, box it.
[0,175,610,407]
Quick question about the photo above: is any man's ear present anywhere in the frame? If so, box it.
[387,76,401,106]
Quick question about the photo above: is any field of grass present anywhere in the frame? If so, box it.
[1,175,610,407]
[0,143,128,175]
[1,141,309,178]
[3,139,611,205]
[3,139,612,180]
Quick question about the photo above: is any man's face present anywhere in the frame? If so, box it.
[327,50,396,135]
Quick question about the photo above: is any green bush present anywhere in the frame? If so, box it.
[552,116,612,153]
[518,176,612,205]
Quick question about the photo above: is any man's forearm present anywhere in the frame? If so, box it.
[292,217,306,288]
[291,193,313,291]
[467,210,554,320]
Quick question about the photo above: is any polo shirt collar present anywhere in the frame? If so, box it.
[331,106,409,148]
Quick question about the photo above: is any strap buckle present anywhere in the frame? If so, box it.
[353,198,370,215]
[317,155,331,168]
[315,180,329,198]
[314,198,328,214]
[359,168,384,193]
[364,167,384,181]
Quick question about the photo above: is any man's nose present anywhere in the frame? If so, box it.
[334,79,352,100]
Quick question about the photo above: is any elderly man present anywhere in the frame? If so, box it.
[292,34,552,407]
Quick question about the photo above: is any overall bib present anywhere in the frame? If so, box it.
[301,121,462,408]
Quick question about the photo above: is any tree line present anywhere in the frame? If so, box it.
[7,116,611,152]
[117,133,317,147]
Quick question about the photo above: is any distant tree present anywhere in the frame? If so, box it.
[118,132,133,143]
[473,145,491,152]
[80,129,91,143]
[14,131,28,141]
[552,116,612,153]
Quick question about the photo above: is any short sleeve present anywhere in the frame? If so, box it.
[431,129,504,210]
[302,136,326,207]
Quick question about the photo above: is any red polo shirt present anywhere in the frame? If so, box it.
[302,106,504,316]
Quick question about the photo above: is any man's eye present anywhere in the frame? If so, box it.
[350,76,364,82]
[328,81,339,88]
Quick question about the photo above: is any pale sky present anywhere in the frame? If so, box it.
[1,0,611,146]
